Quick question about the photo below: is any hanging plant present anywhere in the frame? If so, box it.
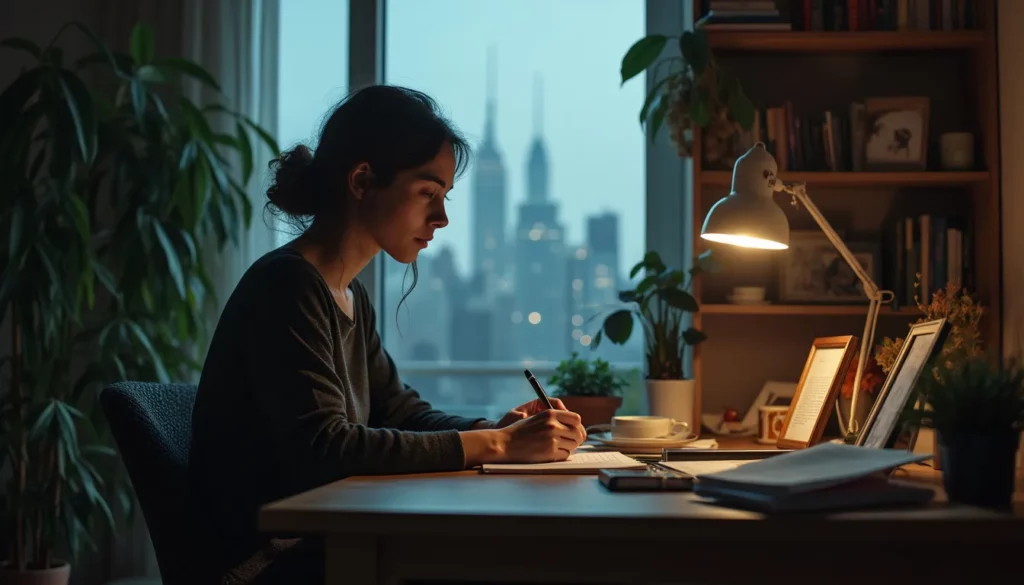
[619,21,755,166]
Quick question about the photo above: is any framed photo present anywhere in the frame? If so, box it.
[856,319,952,449]
[777,336,859,449]
[864,97,930,171]
[777,231,881,304]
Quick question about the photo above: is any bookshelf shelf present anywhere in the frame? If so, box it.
[707,31,986,52]
[699,171,990,187]
[701,304,921,317]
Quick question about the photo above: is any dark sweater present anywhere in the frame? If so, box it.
[187,247,483,584]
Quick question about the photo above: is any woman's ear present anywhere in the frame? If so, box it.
[347,162,374,200]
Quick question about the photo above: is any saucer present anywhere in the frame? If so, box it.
[727,295,770,305]
[589,431,699,454]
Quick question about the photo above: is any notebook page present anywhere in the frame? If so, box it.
[662,460,755,477]
[481,451,645,474]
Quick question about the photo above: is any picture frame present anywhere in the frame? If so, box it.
[856,319,952,449]
[777,336,859,449]
[863,97,930,171]
[777,231,882,304]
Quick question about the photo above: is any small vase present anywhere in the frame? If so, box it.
[0,560,71,585]
[558,396,622,428]
[938,430,1021,510]
[645,379,697,435]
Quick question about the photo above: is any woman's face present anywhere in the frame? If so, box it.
[356,142,454,264]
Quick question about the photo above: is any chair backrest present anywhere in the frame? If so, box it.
[101,382,197,585]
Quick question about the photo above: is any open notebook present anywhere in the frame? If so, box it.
[481,451,646,474]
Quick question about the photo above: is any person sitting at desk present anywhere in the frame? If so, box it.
[187,85,587,585]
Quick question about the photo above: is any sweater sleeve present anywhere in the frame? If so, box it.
[356,281,487,432]
[244,256,467,490]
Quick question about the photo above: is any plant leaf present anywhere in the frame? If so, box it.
[58,71,97,165]
[152,222,185,299]
[728,85,756,131]
[690,87,711,127]
[126,321,170,383]
[129,23,156,65]
[679,29,710,75]
[659,288,699,312]
[242,115,280,155]
[1,38,42,58]
[639,76,670,125]
[235,121,254,184]
[603,309,634,345]
[647,93,668,146]
[620,35,668,85]
[155,57,221,92]
[682,327,708,345]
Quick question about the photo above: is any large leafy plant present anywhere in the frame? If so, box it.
[548,352,629,398]
[592,251,713,380]
[0,22,277,570]
[620,20,755,166]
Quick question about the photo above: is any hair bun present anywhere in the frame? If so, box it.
[267,144,318,217]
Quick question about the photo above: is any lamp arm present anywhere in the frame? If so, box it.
[779,182,893,436]
[781,183,880,297]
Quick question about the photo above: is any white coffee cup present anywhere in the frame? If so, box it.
[597,415,692,440]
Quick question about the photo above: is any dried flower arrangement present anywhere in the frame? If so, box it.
[875,277,984,379]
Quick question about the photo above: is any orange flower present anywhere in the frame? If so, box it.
[841,349,885,399]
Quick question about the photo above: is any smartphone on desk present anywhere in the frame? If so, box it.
[599,466,694,492]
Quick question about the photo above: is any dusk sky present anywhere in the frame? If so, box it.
[278,0,647,280]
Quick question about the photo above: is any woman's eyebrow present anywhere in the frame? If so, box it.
[415,172,448,189]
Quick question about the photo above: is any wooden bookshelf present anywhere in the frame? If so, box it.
[708,31,986,52]
[687,1,1002,430]
[700,171,990,187]
[701,304,922,317]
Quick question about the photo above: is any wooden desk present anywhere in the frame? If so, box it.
[261,465,1024,585]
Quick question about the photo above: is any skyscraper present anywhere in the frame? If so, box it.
[512,75,567,361]
[470,47,507,295]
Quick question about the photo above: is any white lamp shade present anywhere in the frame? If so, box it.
[700,143,790,250]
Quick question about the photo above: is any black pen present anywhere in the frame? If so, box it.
[522,369,554,410]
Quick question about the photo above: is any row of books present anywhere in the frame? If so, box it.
[737,101,868,173]
[700,1,793,30]
[886,214,972,309]
[700,0,979,31]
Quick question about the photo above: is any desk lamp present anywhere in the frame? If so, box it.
[700,143,895,436]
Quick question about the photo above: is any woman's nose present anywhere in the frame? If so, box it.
[430,203,449,229]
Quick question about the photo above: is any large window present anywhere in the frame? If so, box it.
[381,0,647,418]
[275,0,349,247]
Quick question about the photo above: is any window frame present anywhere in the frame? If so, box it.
[350,0,693,377]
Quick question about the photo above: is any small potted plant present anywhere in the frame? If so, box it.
[591,250,712,432]
[907,356,1024,510]
[619,19,755,167]
[547,352,629,428]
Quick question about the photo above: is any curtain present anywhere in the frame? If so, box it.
[182,0,282,334]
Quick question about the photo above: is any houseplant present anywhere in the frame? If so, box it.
[591,250,712,430]
[620,18,755,166]
[906,355,1024,510]
[547,352,629,428]
[0,22,276,582]
[875,278,985,378]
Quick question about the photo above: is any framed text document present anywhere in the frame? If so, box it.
[776,336,858,449]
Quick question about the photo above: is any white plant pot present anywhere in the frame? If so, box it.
[645,379,697,434]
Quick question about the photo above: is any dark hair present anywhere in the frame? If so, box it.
[266,85,471,227]
[265,85,471,322]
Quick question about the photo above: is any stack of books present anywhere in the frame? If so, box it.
[684,443,935,513]
[700,0,793,31]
